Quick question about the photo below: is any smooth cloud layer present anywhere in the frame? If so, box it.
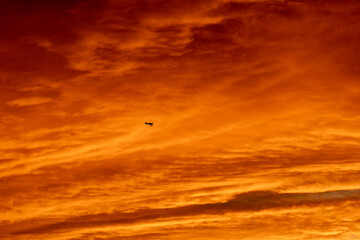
[1,0,360,239]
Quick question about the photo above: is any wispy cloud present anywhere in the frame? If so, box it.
[6,97,53,107]
[4,189,360,235]
[1,0,360,239]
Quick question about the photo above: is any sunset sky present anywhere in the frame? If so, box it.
[1,0,360,239]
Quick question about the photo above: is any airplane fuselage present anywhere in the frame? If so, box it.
[145,122,154,126]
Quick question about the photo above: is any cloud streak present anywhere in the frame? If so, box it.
[6,189,360,235]
[6,97,53,107]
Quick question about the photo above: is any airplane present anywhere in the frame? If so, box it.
[145,122,154,127]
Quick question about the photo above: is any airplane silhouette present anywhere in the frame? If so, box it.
[145,122,154,127]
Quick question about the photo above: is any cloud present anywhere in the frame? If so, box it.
[6,189,360,235]
[1,0,360,239]
[6,97,53,107]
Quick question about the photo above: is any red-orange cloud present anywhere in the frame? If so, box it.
[1,0,360,239]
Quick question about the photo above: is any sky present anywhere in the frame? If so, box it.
[1,0,360,239]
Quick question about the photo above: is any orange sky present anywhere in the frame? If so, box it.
[1,0,360,239]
